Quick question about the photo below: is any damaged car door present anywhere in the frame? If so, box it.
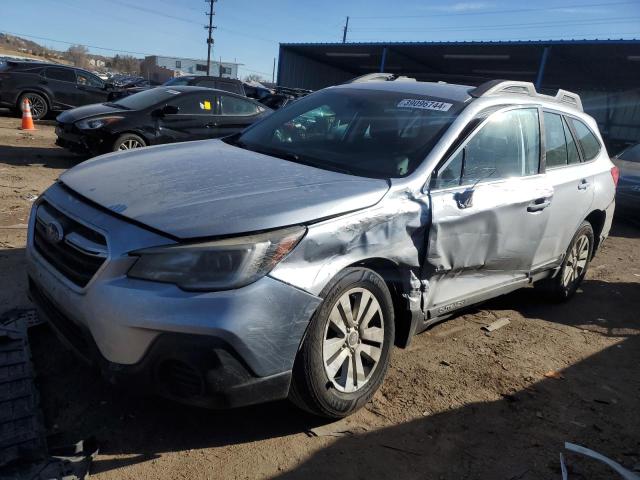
[425,107,553,316]
[155,91,220,143]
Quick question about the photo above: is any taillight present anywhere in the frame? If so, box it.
[610,166,620,187]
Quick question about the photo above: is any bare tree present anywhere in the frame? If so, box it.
[66,44,89,68]
[244,73,265,83]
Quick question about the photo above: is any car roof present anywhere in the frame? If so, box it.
[156,86,265,104]
[335,80,474,103]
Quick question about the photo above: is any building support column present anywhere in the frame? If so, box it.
[535,46,551,91]
[380,46,388,72]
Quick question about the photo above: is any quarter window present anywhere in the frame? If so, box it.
[220,95,258,115]
[45,68,76,83]
[434,108,540,189]
[569,118,601,161]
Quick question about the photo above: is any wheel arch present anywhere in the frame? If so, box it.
[585,209,606,255]
[111,130,149,148]
[16,89,51,110]
[347,257,419,349]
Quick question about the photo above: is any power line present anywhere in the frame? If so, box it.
[351,0,639,19]
[349,16,640,33]
[0,30,158,57]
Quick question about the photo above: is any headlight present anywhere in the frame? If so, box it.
[127,226,305,291]
[76,116,123,130]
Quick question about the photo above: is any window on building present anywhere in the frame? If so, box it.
[175,60,181,68]
[196,64,207,72]
[220,66,232,76]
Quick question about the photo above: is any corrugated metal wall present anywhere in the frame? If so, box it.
[278,49,353,90]
[582,89,640,151]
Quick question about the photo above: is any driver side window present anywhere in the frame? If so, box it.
[433,108,540,189]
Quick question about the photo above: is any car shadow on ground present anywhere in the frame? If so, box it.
[269,334,640,479]
[0,145,84,169]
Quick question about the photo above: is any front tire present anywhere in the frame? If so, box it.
[289,267,394,418]
[537,221,594,301]
[18,92,48,120]
[113,133,146,152]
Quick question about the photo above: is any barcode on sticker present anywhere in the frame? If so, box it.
[397,99,452,111]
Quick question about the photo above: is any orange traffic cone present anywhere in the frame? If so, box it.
[20,98,36,131]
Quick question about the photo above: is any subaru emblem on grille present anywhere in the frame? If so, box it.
[45,221,64,244]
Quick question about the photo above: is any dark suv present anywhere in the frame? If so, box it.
[164,76,245,96]
[0,61,117,119]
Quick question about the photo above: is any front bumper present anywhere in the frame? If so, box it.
[26,183,322,408]
[55,123,105,154]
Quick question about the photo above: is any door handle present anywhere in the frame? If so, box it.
[527,198,551,212]
[205,122,218,128]
[578,179,590,190]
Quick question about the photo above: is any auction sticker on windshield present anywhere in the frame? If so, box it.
[397,99,453,112]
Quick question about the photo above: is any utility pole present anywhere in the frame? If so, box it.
[342,16,349,43]
[205,0,217,76]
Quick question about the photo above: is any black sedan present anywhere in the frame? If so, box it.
[55,86,270,155]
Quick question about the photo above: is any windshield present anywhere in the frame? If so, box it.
[164,77,192,86]
[234,87,465,178]
[112,88,182,110]
[619,144,640,163]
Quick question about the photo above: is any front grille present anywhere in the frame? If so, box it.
[33,201,107,287]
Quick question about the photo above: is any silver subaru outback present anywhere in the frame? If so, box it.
[26,79,617,418]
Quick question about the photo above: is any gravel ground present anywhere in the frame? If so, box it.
[0,112,638,479]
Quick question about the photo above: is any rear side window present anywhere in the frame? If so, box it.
[569,118,601,161]
[220,95,259,115]
[544,112,581,168]
[435,108,540,189]
[45,68,76,83]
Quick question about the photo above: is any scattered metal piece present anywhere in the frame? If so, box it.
[481,318,511,332]
[560,452,568,480]
[564,442,640,480]
[308,419,364,438]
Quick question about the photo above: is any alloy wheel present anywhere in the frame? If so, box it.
[562,233,590,288]
[26,94,46,119]
[118,139,143,150]
[322,287,385,393]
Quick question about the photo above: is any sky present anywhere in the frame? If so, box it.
[2,0,640,80]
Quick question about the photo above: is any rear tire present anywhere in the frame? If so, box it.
[536,221,594,301]
[113,133,146,152]
[18,92,48,120]
[289,267,394,419]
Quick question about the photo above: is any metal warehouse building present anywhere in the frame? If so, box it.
[277,40,640,150]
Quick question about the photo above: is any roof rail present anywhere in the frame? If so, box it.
[469,80,583,111]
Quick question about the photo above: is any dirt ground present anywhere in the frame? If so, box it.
[0,112,638,479]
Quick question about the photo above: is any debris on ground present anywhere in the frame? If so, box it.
[481,317,511,333]
[544,370,565,380]
[563,442,640,480]
[0,322,47,468]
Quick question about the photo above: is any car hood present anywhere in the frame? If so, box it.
[57,103,128,123]
[59,140,390,239]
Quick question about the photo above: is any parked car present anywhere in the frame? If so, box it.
[612,143,640,215]
[27,79,616,418]
[164,76,246,96]
[259,86,312,110]
[0,61,119,120]
[55,86,270,154]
